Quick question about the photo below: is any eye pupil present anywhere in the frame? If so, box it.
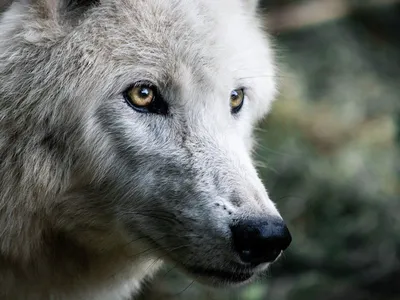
[139,87,150,98]
[125,85,155,109]
[231,91,239,100]
[230,89,244,114]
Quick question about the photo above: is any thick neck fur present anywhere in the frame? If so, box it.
[0,4,157,299]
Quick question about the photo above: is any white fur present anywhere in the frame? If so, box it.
[0,0,281,299]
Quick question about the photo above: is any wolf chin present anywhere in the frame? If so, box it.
[0,0,292,299]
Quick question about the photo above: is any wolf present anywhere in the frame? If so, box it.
[0,0,291,299]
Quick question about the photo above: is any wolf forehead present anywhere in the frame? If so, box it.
[19,0,272,87]
[90,1,220,89]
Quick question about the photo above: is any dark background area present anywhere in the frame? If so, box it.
[139,1,400,299]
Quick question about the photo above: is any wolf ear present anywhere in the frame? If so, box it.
[241,0,259,14]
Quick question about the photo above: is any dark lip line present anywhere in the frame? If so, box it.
[133,232,254,283]
[189,267,254,282]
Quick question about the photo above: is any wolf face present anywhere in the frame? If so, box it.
[0,0,291,296]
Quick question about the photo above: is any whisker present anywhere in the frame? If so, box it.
[108,235,192,281]
[126,236,193,261]
[119,211,178,226]
[159,262,178,280]
[254,127,270,134]
[253,160,280,174]
[256,143,295,157]
[276,195,305,201]
[174,279,195,297]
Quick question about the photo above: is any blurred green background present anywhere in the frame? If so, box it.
[139,1,400,299]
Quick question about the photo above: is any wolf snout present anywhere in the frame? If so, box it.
[230,217,292,265]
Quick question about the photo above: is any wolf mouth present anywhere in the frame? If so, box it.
[190,267,254,283]
[136,233,256,283]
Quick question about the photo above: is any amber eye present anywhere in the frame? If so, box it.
[124,83,169,115]
[230,89,245,114]
[126,85,155,108]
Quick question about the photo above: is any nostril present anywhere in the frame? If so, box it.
[230,218,292,265]
[238,249,253,263]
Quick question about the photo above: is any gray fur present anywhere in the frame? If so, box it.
[0,0,279,299]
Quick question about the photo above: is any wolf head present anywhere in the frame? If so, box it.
[0,0,291,288]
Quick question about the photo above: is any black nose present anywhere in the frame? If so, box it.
[230,217,292,265]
